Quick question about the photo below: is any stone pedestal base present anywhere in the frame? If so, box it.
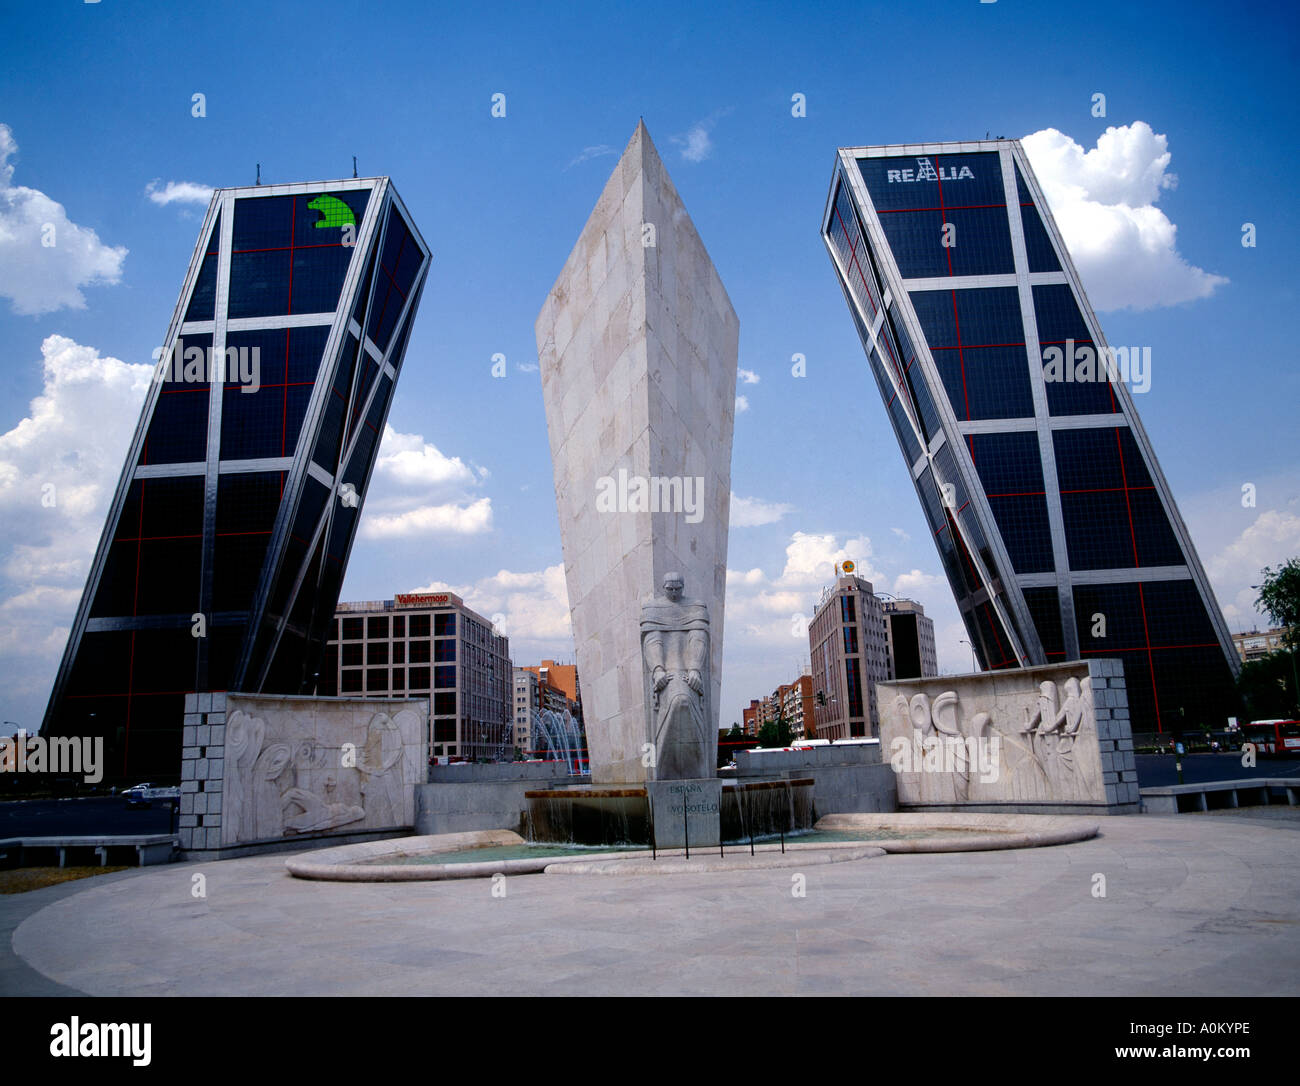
[648,778,721,849]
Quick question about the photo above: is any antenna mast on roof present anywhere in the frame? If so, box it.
[352,155,358,179]
[255,163,261,186]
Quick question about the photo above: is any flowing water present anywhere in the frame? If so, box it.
[520,778,817,846]
[356,825,992,866]
[524,788,649,845]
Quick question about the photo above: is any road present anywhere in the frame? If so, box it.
[0,796,175,838]
[1133,752,1300,787]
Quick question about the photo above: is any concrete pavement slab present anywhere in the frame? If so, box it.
[6,813,1299,997]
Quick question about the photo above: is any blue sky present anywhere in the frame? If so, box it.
[1,0,1298,733]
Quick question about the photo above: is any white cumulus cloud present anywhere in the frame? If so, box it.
[0,335,154,725]
[0,124,128,315]
[412,564,573,650]
[373,425,480,489]
[358,497,492,539]
[677,125,713,163]
[1022,122,1227,311]
[735,394,749,414]
[671,110,731,164]
[737,368,760,385]
[720,531,883,651]
[358,424,493,540]
[731,493,793,527]
[1205,509,1300,628]
[145,179,214,207]
[778,530,879,589]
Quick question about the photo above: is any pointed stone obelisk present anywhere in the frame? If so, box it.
[535,122,739,784]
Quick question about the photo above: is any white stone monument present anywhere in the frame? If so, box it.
[877,659,1140,811]
[535,121,739,784]
[178,692,427,852]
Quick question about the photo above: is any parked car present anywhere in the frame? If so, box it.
[123,782,180,808]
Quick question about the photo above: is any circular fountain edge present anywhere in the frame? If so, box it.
[815,812,1101,852]
[543,843,888,875]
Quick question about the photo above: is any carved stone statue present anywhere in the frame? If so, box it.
[640,572,713,780]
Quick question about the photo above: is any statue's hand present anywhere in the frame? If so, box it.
[652,666,670,693]
[685,669,702,694]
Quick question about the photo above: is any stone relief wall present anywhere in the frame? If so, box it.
[179,693,427,852]
[878,659,1138,809]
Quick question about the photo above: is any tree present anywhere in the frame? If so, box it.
[1237,653,1295,722]
[727,724,743,739]
[1257,559,1300,643]
[758,711,794,749]
[1255,559,1300,715]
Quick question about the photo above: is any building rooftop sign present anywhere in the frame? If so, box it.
[395,592,456,608]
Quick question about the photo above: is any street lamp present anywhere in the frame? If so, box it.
[959,639,978,672]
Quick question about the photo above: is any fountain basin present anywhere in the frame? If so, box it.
[522,777,818,846]
[284,813,1101,881]
[814,812,1099,851]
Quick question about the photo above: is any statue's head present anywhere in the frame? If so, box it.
[663,572,684,601]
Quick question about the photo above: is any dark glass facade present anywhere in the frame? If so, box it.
[823,141,1238,731]
[42,179,431,778]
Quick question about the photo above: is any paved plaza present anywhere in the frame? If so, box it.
[4,811,1299,997]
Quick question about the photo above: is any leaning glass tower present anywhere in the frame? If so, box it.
[42,178,430,778]
[821,140,1237,733]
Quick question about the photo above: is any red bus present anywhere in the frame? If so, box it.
[1242,719,1300,755]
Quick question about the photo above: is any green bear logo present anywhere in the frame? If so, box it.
[307,194,356,229]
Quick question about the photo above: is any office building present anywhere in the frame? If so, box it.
[883,599,938,679]
[513,663,581,758]
[781,672,815,738]
[821,139,1238,731]
[809,573,891,739]
[322,591,511,761]
[519,660,581,716]
[513,668,540,754]
[42,178,430,777]
[1232,627,1294,664]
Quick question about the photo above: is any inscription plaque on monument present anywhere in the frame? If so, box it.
[647,778,722,849]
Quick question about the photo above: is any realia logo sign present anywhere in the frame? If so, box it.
[886,157,974,183]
